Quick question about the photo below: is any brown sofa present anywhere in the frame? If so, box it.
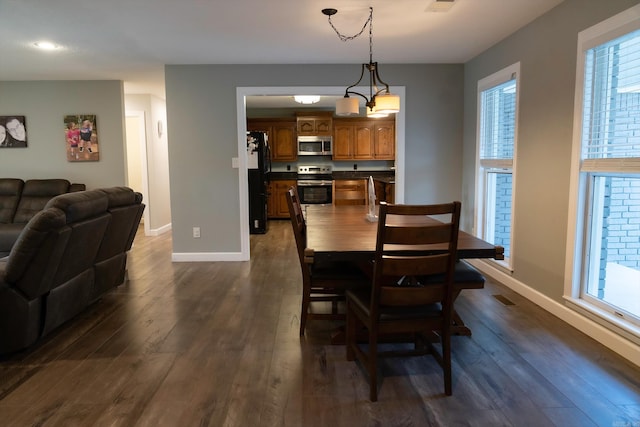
[0,186,144,355]
[0,179,86,257]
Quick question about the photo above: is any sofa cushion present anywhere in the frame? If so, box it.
[4,208,68,299]
[0,223,28,255]
[45,189,109,223]
[96,187,145,259]
[0,179,24,224]
[69,183,86,192]
[0,286,43,355]
[13,179,71,224]
[99,186,138,207]
[46,190,111,286]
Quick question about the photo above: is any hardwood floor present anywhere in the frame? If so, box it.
[1,221,639,426]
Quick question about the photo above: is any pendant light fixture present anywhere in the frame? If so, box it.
[322,7,400,117]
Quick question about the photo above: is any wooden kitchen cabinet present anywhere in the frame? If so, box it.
[271,122,297,161]
[268,179,296,218]
[333,118,394,161]
[373,121,395,160]
[296,112,333,136]
[333,179,368,205]
[247,119,297,162]
[333,121,374,160]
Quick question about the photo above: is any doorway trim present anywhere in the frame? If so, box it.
[236,86,405,260]
[125,110,151,236]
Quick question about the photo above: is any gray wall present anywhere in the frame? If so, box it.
[0,81,127,189]
[165,64,463,253]
[462,0,639,301]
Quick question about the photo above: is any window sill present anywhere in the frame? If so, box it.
[564,296,640,346]
[484,258,513,275]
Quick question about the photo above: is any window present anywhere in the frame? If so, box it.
[568,5,640,333]
[476,63,519,270]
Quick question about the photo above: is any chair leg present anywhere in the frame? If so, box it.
[442,332,452,395]
[369,329,378,402]
[300,294,310,336]
[346,301,355,361]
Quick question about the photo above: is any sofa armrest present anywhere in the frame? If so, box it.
[69,183,86,192]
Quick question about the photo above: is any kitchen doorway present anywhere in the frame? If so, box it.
[236,86,406,260]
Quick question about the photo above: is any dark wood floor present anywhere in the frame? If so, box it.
[1,221,639,426]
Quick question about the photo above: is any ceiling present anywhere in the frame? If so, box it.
[0,0,565,104]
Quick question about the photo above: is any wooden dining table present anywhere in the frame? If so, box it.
[304,204,504,263]
[303,204,504,338]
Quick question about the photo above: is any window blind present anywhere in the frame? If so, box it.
[582,29,640,161]
[479,79,516,162]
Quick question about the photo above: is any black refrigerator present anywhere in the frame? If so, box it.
[247,131,270,234]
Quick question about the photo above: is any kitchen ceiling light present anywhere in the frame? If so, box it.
[33,41,60,50]
[322,7,400,117]
[366,104,389,118]
[294,95,321,104]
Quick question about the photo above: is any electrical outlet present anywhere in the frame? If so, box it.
[193,227,201,238]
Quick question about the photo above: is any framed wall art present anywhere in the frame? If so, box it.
[0,116,27,148]
[64,114,99,162]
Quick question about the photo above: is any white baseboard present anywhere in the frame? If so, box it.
[147,223,172,236]
[467,259,640,368]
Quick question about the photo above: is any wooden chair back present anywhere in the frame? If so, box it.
[285,186,306,265]
[371,201,461,325]
[287,185,366,335]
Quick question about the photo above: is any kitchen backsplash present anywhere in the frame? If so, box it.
[271,159,394,173]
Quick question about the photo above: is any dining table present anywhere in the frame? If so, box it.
[304,204,504,262]
[303,204,504,338]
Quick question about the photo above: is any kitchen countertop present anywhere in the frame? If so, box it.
[269,171,395,181]
[371,176,395,184]
[269,172,298,180]
[332,171,395,180]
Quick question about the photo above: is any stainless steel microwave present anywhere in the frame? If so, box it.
[298,136,332,156]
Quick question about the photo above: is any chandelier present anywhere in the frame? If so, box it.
[322,7,400,117]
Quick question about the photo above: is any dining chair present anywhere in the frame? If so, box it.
[451,260,485,335]
[345,201,461,401]
[419,258,486,336]
[286,186,368,335]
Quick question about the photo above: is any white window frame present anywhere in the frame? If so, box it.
[475,62,520,272]
[565,4,640,342]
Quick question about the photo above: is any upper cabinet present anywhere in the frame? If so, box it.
[372,121,395,160]
[271,122,297,161]
[333,118,395,161]
[296,112,333,136]
[333,121,373,160]
[248,114,395,162]
[248,119,297,162]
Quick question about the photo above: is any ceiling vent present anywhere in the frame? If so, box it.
[427,0,456,12]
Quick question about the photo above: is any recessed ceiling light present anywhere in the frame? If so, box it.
[294,95,321,104]
[33,41,60,50]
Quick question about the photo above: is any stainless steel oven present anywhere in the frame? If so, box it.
[297,165,333,206]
